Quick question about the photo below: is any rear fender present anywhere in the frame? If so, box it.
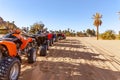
[0,41,17,57]
[20,38,33,50]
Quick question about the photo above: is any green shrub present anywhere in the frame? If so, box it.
[100,30,116,40]
[118,35,120,40]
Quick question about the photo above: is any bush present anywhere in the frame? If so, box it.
[100,30,116,40]
[118,35,120,40]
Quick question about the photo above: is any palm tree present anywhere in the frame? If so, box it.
[93,13,102,40]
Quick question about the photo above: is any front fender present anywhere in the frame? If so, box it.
[20,38,33,50]
[0,41,17,57]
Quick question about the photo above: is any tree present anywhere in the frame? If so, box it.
[76,31,86,37]
[92,29,96,36]
[93,13,102,40]
[119,31,120,35]
[117,12,120,20]
[86,29,92,36]
[67,28,70,32]
[43,27,47,32]
[30,22,45,34]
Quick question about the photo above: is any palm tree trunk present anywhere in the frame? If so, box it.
[96,26,99,40]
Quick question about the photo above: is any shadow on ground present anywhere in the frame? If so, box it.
[19,39,120,80]
[51,39,106,61]
[19,61,120,80]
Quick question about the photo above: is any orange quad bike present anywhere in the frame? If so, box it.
[0,30,37,80]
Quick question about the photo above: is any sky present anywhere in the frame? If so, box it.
[0,0,120,33]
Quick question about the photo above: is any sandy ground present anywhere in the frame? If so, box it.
[19,37,120,80]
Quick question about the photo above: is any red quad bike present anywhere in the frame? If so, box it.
[47,32,53,47]
[0,30,37,80]
[61,33,66,39]
[57,33,66,40]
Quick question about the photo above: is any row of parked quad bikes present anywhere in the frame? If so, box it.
[0,29,66,80]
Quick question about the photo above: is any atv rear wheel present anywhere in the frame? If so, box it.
[39,45,47,56]
[47,40,49,50]
[0,57,21,80]
[27,48,37,63]
[49,40,53,46]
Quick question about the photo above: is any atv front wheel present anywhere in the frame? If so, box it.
[39,45,47,56]
[0,57,21,80]
[27,48,37,63]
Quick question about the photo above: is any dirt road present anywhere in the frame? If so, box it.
[19,37,120,80]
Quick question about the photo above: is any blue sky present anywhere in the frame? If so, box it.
[0,0,120,33]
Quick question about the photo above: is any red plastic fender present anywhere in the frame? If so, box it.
[47,33,52,40]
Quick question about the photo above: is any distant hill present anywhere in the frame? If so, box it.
[0,17,17,34]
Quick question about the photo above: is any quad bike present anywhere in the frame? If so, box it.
[61,33,66,39]
[52,33,57,42]
[57,33,66,40]
[47,33,53,46]
[31,32,48,56]
[0,29,37,80]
